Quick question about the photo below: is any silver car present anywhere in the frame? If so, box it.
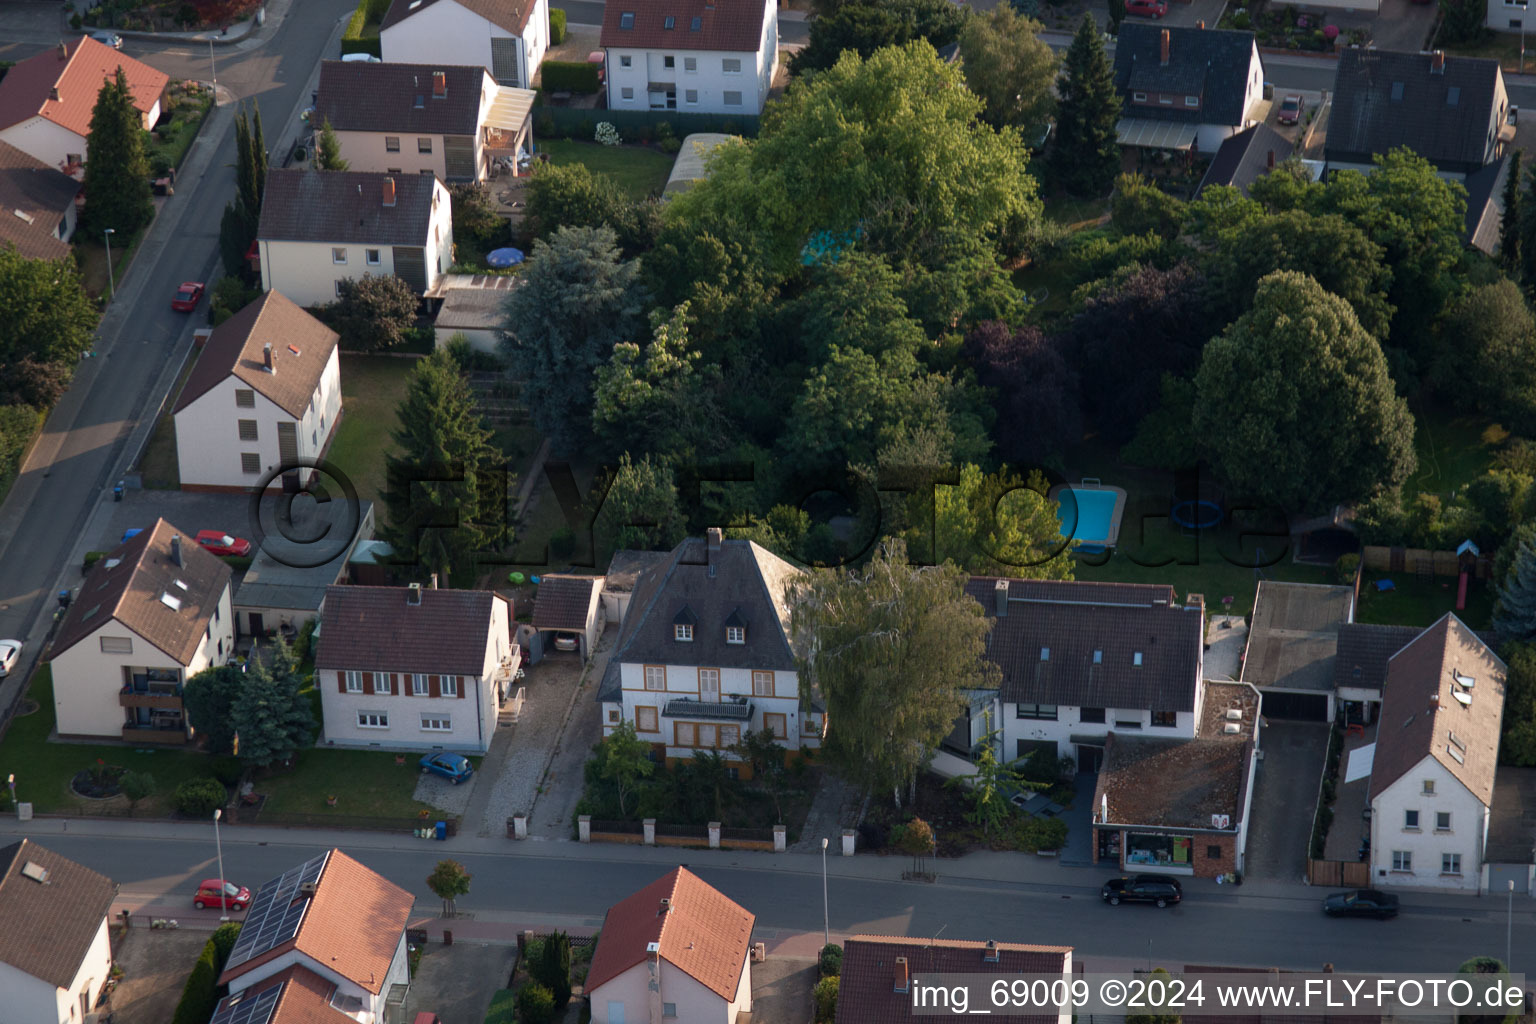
[0,639,22,677]
[90,31,123,50]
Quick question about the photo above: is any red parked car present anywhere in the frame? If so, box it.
[1126,0,1169,17]
[196,530,253,557]
[195,879,251,911]
[171,281,205,312]
[1277,94,1304,125]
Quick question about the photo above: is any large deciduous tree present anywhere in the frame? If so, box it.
[591,302,724,461]
[426,859,471,917]
[1435,279,1536,430]
[81,68,153,239]
[1192,271,1416,511]
[502,225,644,453]
[789,0,966,75]
[957,5,1058,130]
[1050,16,1121,197]
[592,453,687,565]
[0,249,100,407]
[962,320,1081,467]
[183,664,245,756]
[328,273,420,352]
[788,538,1000,805]
[524,163,657,256]
[907,465,1075,578]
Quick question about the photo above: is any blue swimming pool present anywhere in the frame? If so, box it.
[1051,484,1128,550]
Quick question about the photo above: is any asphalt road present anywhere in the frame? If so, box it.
[19,827,1530,973]
[0,0,354,663]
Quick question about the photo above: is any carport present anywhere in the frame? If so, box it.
[527,574,605,664]
[1240,581,1356,722]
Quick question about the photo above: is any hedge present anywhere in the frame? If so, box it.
[0,403,42,492]
[535,106,760,141]
[340,36,383,57]
[550,7,567,44]
[540,60,601,94]
[170,936,219,1024]
[343,0,391,40]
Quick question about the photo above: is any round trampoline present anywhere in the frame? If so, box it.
[1171,500,1223,530]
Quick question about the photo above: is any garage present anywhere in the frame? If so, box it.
[1260,689,1331,721]
[527,574,604,664]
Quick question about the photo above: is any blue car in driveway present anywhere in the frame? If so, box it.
[419,752,473,784]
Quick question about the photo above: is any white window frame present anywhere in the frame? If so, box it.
[1391,850,1412,871]
[621,86,634,100]
[722,57,742,74]
[723,90,742,107]
[385,136,401,152]
[1404,809,1420,830]
[412,673,428,696]
[358,711,389,728]
[441,675,459,697]
[1422,779,1435,794]
[684,88,698,106]
[620,55,632,68]
[1133,91,1148,102]
[344,671,363,693]
[421,714,452,731]
[375,674,393,695]
[1184,96,1199,107]
[1435,811,1452,831]
[644,665,666,691]
[683,57,696,72]
[331,247,348,264]
[726,626,745,645]
[663,55,675,69]
[366,248,381,266]
[1442,852,1461,875]
[100,636,133,654]
[675,623,693,641]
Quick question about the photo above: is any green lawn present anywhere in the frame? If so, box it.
[1013,260,1076,321]
[1401,409,1506,498]
[1356,570,1496,629]
[1443,33,1531,73]
[256,748,462,818]
[136,356,201,489]
[538,139,674,200]
[75,224,147,302]
[326,354,418,510]
[1043,195,1110,231]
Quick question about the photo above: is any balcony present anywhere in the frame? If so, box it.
[493,646,523,683]
[120,684,183,710]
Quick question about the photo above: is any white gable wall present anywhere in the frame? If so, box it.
[380,0,547,87]
[0,117,86,172]
[590,956,742,1024]
[1370,754,1489,892]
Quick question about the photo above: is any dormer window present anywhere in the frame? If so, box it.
[1133,652,1144,667]
[1039,647,1050,661]
[690,15,702,29]
[664,15,675,28]
[620,10,635,28]
[726,626,744,644]
[675,624,694,642]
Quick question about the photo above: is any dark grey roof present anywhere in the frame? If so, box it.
[1332,622,1498,693]
[1113,24,1257,127]
[1241,582,1354,694]
[663,698,754,720]
[968,577,1204,712]
[1462,152,1508,254]
[258,169,439,246]
[1197,123,1294,196]
[1486,765,1536,864]
[316,61,490,137]
[1327,48,1502,172]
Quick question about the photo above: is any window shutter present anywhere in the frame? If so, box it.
[429,675,440,698]
[456,675,466,699]
[363,671,375,695]
[337,672,347,694]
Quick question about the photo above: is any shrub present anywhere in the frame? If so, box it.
[83,550,105,573]
[819,943,843,978]
[1231,10,1252,28]
[857,821,887,850]
[541,60,601,93]
[210,275,260,326]
[1334,553,1360,585]
[813,976,840,1023]
[169,937,219,1024]
[120,771,155,809]
[532,930,573,1008]
[210,922,243,971]
[0,404,43,489]
[515,982,556,1024]
[595,122,621,146]
[70,13,83,29]
[209,755,245,788]
[326,273,420,352]
[293,618,317,663]
[174,777,227,818]
[549,6,567,44]
[549,526,577,559]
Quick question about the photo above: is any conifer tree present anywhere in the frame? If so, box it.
[1502,149,1522,276]
[80,68,153,238]
[1495,534,1536,644]
[1050,15,1122,197]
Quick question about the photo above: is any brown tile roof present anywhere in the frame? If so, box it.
[1094,732,1254,830]
[531,574,601,631]
[601,0,768,52]
[1240,582,1354,694]
[52,518,232,664]
[381,0,538,35]
[836,936,1071,1024]
[0,37,168,138]
[315,584,509,677]
[586,867,755,1002]
[316,62,491,137]
[211,965,356,1024]
[173,292,339,419]
[0,141,77,261]
[221,850,414,994]
[967,577,1204,712]
[1370,614,1506,806]
[258,169,439,247]
[0,840,117,990]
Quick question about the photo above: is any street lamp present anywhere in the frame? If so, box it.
[6,774,13,810]
[820,837,830,949]
[204,35,217,90]
[1508,879,1516,973]
[213,808,228,922]
[102,228,115,299]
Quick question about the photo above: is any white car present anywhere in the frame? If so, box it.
[0,640,22,677]
[340,52,380,62]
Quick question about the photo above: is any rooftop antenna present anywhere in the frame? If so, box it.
[927,924,948,948]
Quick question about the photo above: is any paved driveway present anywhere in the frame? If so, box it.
[407,941,516,1024]
[1244,721,1330,882]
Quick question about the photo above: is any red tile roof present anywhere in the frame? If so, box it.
[381,0,539,35]
[601,0,768,52]
[0,37,168,139]
[836,935,1072,1023]
[586,867,754,1002]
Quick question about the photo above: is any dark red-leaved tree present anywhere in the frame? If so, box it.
[963,321,1082,469]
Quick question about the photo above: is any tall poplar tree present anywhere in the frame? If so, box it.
[1050,15,1121,197]
[1502,149,1523,276]
[80,68,153,238]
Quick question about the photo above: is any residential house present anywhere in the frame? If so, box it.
[256,169,453,306]
[528,574,605,662]
[0,37,167,171]
[314,581,519,754]
[215,849,414,1024]
[171,291,342,493]
[836,935,1073,1024]
[314,61,536,183]
[1333,621,1497,725]
[1195,123,1295,197]
[0,841,117,1024]
[596,529,824,768]
[1366,613,1506,892]
[1091,681,1261,878]
[602,0,778,116]
[1112,25,1265,154]
[433,278,517,354]
[1325,49,1510,179]
[1239,581,1355,722]
[587,867,754,1024]
[967,578,1206,774]
[380,0,550,90]
[233,500,376,639]
[0,141,79,260]
[50,519,234,744]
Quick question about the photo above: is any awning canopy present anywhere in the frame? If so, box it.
[485,87,536,133]
[1116,118,1199,150]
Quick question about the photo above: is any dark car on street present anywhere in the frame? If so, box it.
[1322,890,1399,919]
[1101,874,1183,907]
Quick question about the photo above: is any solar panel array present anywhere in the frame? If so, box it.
[208,983,281,1024]
[223,852,329,971]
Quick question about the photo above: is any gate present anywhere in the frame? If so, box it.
[1489,863,1531,894]
[443,135,474,180]
[491,37,521,87]
[1307,859,1371,887]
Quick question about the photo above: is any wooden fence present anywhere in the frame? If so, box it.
[1361,545,1493,580]
[1307,859,1370,887]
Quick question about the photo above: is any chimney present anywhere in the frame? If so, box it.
[433,71,447,98]
[1267,149,1276,169]
[382,176,397,208]
[706,527,723,552]
[429,573,439,590]
[48,86,60,103]
[983,940,1000,964]
[170,535,182,567]
[263,342,274,372]
[408,582,422,606]
[1431,49,1445,74]
[893,957,909,994]
[1185,593,1205,613]
[1196,19,1205,28]
[56,42,66,59]
[994,578,1009,618]
[658,897,672,916]
[1160,28,1170,65]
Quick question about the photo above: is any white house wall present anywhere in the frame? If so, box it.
[175,347,341,490]
[1002,704,1197,763]
[433,326,503,354]
[591,957,739,1024]
[380,0,547,87]
[605,0,777,117]
[1371,754,1488,892]
[335,130,451,180]
[610,660,805,755]
[0,117,86,172]
[57,917,112,1024]
[0,959,67,1024]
